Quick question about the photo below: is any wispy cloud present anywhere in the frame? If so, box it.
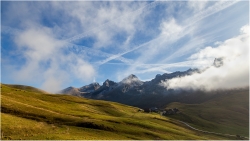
[57,1,154,49]
[64,1,159,44]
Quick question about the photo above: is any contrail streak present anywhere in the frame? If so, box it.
[105,58,214,69]
[162,0,240,62]
[1,25,21,35]
[106,58,212,74]
[66,43,133,65]
[184,0,239,27]
[98,1,239,66]
[96,36,161,65]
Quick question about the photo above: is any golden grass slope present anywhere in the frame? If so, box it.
[1,84,239,140]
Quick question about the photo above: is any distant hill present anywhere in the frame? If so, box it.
[3,83,48,94]
[1,83,238,140]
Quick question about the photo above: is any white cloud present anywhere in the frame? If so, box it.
[41,66,69,93]
[161,25,249,91]
[13,26,95,92]
[15,26,64,61]
[160,18,183,38]
[240,24,249,34]
[70,57,96,81]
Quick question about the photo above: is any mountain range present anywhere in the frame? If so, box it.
[60,68,218,108]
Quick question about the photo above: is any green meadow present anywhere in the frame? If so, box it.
[1,84,243,140]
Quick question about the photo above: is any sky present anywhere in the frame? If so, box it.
[1,1,249,92]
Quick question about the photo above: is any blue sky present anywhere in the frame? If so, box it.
[1,1,249,92]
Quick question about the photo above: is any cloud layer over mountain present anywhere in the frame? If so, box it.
[161,25,249,91]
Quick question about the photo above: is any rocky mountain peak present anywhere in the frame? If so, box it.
[92,82,100,86]
[213,58,224,68]
[122,74,139,82]
[121,74,143,87]
[128,74,137,79]
[78,83,100,93]
[155,74,161,78]
[103,79,116,87]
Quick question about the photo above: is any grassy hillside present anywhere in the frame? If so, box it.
[166,89,249,137]
[0,84,239,140]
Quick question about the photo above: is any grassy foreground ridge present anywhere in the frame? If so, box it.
[0,84,244,140]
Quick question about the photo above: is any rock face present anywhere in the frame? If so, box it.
[213,58,224,68]
[79,83,100,93]
[60,68,204,108]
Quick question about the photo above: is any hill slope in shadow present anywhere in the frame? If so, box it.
[165,89,249,137]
